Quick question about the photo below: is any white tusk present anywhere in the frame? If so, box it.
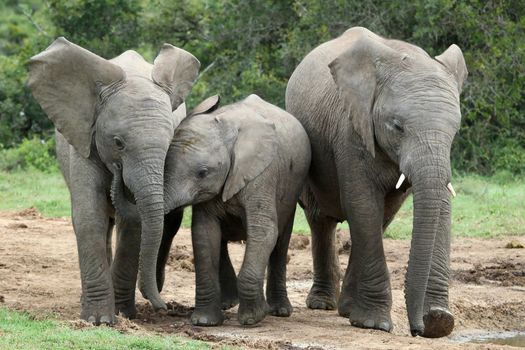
[395,173,406,189]
[447,183,456,197]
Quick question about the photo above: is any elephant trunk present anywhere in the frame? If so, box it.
[125,158,167,311]
[402,141,452,336]
[110,165,139,222]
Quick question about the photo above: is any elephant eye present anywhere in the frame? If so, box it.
[113,136,125,150]
[197,168,209,179]
[392,119,404,132]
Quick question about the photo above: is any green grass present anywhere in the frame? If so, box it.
[0,170,70,217]
[0,307,211,350]
[2,170,524,239]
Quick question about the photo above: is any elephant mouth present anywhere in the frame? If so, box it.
[123,181,136,205]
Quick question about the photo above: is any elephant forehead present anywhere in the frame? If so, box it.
[110,50,152,78]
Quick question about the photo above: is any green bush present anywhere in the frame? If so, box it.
[0,136,57,172]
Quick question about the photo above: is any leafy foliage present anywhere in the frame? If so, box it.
[0,0,523,175]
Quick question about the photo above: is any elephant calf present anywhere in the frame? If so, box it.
[164,94,310,326]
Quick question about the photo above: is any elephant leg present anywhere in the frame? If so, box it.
[237,197,278,326]
[106,218,115,266]
[156,209,183,293]
[303,193,340,310]
[339,175,392,332]
[422,203,454,338]
[190,204,223,326]
[219,240,238,310]
[70,161,115,325]
[266,208,294,317]
[111,216,140,319]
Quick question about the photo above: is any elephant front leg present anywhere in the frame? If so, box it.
[339,181,392,332]
[190,205,224,326]
[237,198,278,325]
[72,197,115,324]
[111,216,141,319]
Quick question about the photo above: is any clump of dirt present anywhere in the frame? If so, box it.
[289,235,310,250]
[6,223,28,229]
[336,230,351,254]
[68,319,94,330]
[15,207,43,219]
[505,240,524,249]
[453,261,525,286]
[0,295,4,303]
[167,245,195,272]
[166,300,194,317]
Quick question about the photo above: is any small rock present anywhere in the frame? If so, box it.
[0,295,5,303]
[505,240,524,249]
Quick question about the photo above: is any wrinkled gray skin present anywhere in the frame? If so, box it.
[162,94,310,326]
[27,37,200,325]
[286,27,467,337]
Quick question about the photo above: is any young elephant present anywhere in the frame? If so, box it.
[164,94,310,326]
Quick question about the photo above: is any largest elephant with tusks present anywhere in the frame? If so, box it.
[27,37,200,324]
[286,27,467,337]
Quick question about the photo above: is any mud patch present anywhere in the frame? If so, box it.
[453,261,525,286]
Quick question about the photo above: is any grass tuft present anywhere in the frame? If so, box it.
[0,307,211,350]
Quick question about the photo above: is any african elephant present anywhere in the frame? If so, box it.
[27,37,200,324]
[154,94,310,326]
[286,27,467,337]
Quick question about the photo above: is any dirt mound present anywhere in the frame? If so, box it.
[14,207,43,219]
[289,235,310,250]
[167,245,195,272]
[453,261,525,286]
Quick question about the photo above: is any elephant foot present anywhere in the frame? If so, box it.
[420,307,454,338]
[306,285,337,310]
[81,304,116,326]
[115,301,137,319]
[221,285,239,310]
[238,299,269,325]
[268,295,293,317]
[347,303,392,332]
[191,306,224,326]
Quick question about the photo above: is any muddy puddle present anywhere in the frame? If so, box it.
[454,332,525,347]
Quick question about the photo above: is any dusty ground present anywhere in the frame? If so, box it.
[0,209,524,349]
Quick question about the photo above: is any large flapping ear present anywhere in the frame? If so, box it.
[151,44,200,111]
[189,95,220,117]
[218,109,278,202]
[28,37,125,158]
[329,34,401,157]
[435,44,468,93]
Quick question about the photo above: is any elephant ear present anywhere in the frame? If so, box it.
[435,44,468,93]
[28,37,125,158]
[189,95,220,116]
[329,35,401,158]
[218,110,278,202]
[151,44,200,111]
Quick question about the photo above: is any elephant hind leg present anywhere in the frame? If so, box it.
[219,239,238,310]
[266,208,294,317]
[112,216,141,319]
[303,187,340,311]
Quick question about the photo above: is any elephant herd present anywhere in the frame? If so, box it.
[27,26,467,339]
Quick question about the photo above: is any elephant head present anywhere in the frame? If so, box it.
[329,32,467,336]
[27,37,200,311]
[158,95,277,212]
